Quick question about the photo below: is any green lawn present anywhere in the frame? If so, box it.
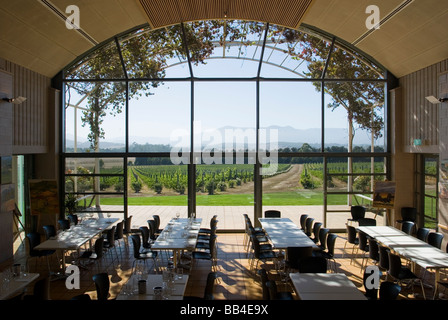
[100,191,348,206]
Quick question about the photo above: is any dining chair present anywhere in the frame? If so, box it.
[123,215,133,245]
[401,221,415,235]
[317,227,330,251]
[358,218,377,226]
[348,205,366,223]
[184,272,217,300]
[368,238,380,265]
[379,281,401,300]
[26,232,55,273]
[192,235,218,272]
[249,234,277,272]
[67,213,79,225]
[316,233,338,273]
[264,210,281,218]
[92,272,111,301]
[58,219,70,231]
[114,220,124,254]
[297,256,327,273]
[378,245,390,273]
[310,222,322,243]
[266,280,294,300]
[130,234,159,274]
[357,231,370,272]
[147,219,159,241]
[416,228,430,242]
[103,225,119,261]
[152,214,163,235]
[42,225,56,240]
[427,232,443,249]
[200,215,218,235]
[387,251,426,300]
[22,277,51,301]
[285,246,313,272]
[343,225,359,263]
[304,217,314,237]
[78,237,104,272]
[299,214,309,231]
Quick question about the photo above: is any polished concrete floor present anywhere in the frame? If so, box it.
[8,228,441,301]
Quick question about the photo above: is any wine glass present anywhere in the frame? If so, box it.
[176,212,180,220]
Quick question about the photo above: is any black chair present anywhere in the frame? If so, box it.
[193,235,218,271]
[92,273,110,301]
[378,245,390,273]
[348,206,366,223]
[26,232,55,273]
[103,226,119,261]
[297,256,327,273]
[130,234,159,273]
[199,215,218,236]
[58,219,70,231]
[266,280,294,300]
[114,220,124,252]
[357,231,370,271]
[398,207,417,223]
[147,219,159,242]
[67,214,79,225]
[123,215,133,245]
[315,233,338,273]
[139,226,153,250]
[42,225,56,240]
[310,222,322,243]
[401,221,415,235]
[249,234,277,272]
[304,217,314,237]
[416,228,430,242]
[379,281,401,300]
[368,238,380,265]
[264,210,281,218]
[184,272,217,300]
[427,232,443,249]
[343,225,359,263]
[317,227,330,251]
[387,251,426,300]
[153,214,163,235]
[23,277,51,301]
[358,218,377,226]
[299,214,309,231]
[78,237,104,271]
[285,246,313,272]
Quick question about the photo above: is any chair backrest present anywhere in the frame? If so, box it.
[26,232,41,256]
[43,225,56,239]
[130,234,142,258]
[94,237,105,258]
[300,214,309,230]
[318,228,330,249]
[326,233,338,256]
[251,235,262,258]
[350,206,366,220]
[106,226,116,247]
[258,268,270,300]
[139,226,151,248]
[115,221,124,240]
[358,218,377,226]
[153,215,161,230]
[346,225,358,244]
[93,273,110,301]
[400,207,417,222]
[147,220,157,240]
[416,228,430,242]
[401,221,415,235]
[286,246,313,269]
[387,252,403,280]
[124,215,132,234]
[312,222,323,241]
[358,231,369,251]
[378,246,390,270]
[297,256,327,273]
[67,214,78,225]
[379,281,401,300]
[427,232,443,249]
[368,238,380,261]
[58,219,70,230]
[204,272,217,300]
[264,210,281,218]
[305,217,314,236]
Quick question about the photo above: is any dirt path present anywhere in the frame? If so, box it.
[224,164,304,194]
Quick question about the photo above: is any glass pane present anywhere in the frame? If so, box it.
[65,40,125,80]
[324,82,386,152]
[260,82,321,151]
[65,158,124,174]
[128,81,190,152]
[65,82,126,153]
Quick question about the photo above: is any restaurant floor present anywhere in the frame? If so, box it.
[10,231,441,301]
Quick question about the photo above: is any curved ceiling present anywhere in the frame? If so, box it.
[1,0,447,79]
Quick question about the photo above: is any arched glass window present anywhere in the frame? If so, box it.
[62,20,389,231]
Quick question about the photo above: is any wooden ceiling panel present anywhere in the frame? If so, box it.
[137,0,315,29]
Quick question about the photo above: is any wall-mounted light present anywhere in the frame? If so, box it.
[2,96,27,104]
[426,95,448,104]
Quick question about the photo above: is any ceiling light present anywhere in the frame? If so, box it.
[426,96,448,104]
[2,96,27,104]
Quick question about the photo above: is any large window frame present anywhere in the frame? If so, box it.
[58,21,391,231]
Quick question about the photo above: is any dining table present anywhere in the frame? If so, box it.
[258,217,318,250]
[358,225,448,297]
[151,217,202,268]
[116,273,189,300]
[0,271,40,300]
[289,273,367,300]
[35,217,119,275]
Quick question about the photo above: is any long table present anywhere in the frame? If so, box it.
[35,218,119,274]
[358,226,448,296]
[116,273,189,300]
[290,273,367,300]
[258,218,318,250]
[151,218,202,267]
